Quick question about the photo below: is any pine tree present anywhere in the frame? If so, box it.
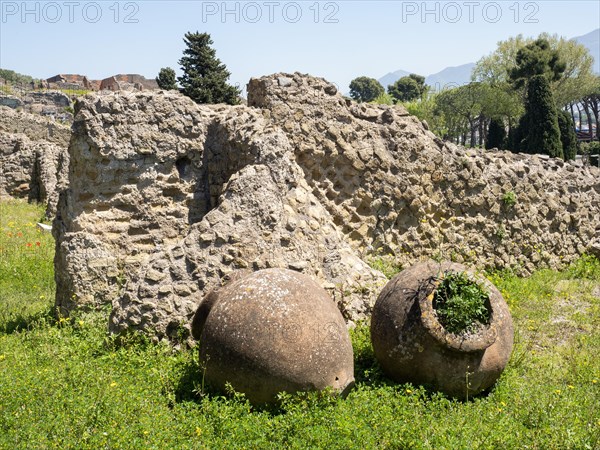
[388,74,427,103]
[178,32,240,105]
[485,118,506,149]
[525,75,562,158]
[557,110,577,160]
[509,38,566,90]
[156,67,177,90]
[349,76,385,103]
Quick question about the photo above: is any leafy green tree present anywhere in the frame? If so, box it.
[486,118,506,149]
[178,32,240,105]
[349,76,384,103]
[576,76,600,140]
[0,69,34,85]
[557,110,577,160]
[388,74,427,102]
[156,67,178,91]
[473,33,595,107]
[434,83,489,145]
[402,93,447,138]
[525,75,562,158]
[479,82,523,122]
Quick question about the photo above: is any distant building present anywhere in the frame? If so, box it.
[46,74,158,92]
[46,74,100,91]
[99,74,158,92]
[46,74,86,85]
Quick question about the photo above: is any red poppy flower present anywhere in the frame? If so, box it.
[35,242,41,246]
[26,243,32,247]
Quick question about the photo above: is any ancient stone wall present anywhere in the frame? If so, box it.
[0,107,70,215]
[248,74,600,274]
[0,91,73,121]
[0,105,71,145]
[53,74,600,341]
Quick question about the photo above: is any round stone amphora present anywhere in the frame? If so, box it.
[191,269,355,404]
[371,260,513,398]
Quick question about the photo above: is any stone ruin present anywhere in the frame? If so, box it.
[49,73,599,341]
[0,90,74,121]
[0,106,70,216]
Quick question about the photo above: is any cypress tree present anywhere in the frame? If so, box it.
[525,75,562,158]
[485,118,506,149]
[557,109,578,160]
[508,114,528,153]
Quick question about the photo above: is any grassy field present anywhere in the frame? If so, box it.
[1,199,599,449]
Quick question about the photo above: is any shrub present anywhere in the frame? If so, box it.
[580,141,600,156]
[370,93,394,105]
[156,67,178,91]
[580,141,600,167]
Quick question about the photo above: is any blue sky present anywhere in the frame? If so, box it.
[1,1,599,94]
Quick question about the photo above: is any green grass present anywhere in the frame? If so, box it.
[1,199,599,449]
[0,199,55,333]
[58,88,91,98]
[366,255,402,279]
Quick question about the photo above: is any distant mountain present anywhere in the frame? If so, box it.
[377,63,475,92]
[377,28,600,93]
[573,28,599,74]
[425,63,475,91]
[378,69,411,90]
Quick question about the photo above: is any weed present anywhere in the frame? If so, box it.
[433,271,491,334]
[502,191,517,207]
[367,255,402,279]
[566,253,600,280]
[495,224,506,240]
[0,84,13,95]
